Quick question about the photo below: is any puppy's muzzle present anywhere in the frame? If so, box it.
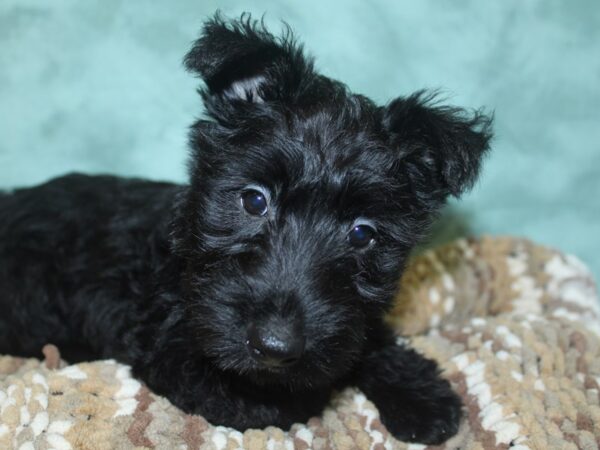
[246,320,305,368]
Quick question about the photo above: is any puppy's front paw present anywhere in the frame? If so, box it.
[356,345,463,445]
[376,382,462,445]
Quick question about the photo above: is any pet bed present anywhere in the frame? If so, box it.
[1,236,599,449]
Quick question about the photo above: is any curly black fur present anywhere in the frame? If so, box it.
[0,14,492,445]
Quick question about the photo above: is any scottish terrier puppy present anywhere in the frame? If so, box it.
[0,15,492,445]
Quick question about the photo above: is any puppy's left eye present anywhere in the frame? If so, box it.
[348,224,376,248]
[241,189,268,216]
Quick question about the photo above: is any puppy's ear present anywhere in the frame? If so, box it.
[184,13,311,104]
[382,91,493,207]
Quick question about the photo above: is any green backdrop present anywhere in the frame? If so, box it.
[1,1,599,280]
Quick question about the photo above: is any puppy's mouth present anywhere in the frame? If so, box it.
[247,351,298,371]
[248,360,297,376]
[243,357,314,390]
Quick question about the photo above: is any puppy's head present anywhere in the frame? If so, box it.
[174,14,492,389]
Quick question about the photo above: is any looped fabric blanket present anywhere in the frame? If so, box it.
[1,236,599,449]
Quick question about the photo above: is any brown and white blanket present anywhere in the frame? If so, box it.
[1,236,599,449]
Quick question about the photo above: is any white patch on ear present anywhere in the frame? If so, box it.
[223,75,266,103]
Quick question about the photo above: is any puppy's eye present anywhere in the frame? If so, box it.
[348,224,376,248]
[241,189,268,216]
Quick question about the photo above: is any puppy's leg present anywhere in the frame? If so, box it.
[134,355,330,431]
[190,384,329,432]
[354,344,462,445]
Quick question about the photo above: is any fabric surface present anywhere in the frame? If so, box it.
[1,236,599,450]
[0,1,599,281]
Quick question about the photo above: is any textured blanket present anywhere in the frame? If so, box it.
[1,236,599,449]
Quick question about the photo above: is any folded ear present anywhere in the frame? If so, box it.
[184,13,312,104]
[382,91,493,207]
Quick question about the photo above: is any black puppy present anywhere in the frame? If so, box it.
[0,15,492,445]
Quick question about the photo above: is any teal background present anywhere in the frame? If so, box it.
[1,1,599,280]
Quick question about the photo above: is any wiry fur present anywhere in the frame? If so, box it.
[0,14,492,445]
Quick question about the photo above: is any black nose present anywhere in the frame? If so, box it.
[246,322,305,368]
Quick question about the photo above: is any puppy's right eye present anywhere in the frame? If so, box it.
[241,189,268,216]
[348,224,376,248]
